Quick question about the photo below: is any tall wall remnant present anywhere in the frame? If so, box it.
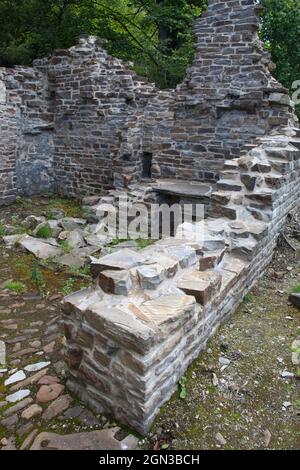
[0,0,298,203]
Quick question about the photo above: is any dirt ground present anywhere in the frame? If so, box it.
[0,197,299,450]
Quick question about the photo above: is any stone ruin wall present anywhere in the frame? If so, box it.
[0,0,298,203]
[0,0,300,436]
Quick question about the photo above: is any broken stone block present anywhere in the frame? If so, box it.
[30,428,138,450]
[98,270,132,295]
[91,249,145,276]
[269,93,292,106]
[177,270,222,305]
[143,251,179,278]
[136,264,165,290]
[289,293,300,310]
[23,215,46,230]
[241,173,259,191]
[18,235,63,260]
[164,245,197,269]
[199,248,226,271]
[230,236,257,260]
[60,218,86,231]
[66,229,86,249]
[2,234,26,247]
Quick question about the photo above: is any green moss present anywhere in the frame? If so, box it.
[243,293,254,303]
[58,240,73,254]
[0,224,5,237]
[4,280,27,294]
[291,283,300,294]
[136,239,155,250]
[35,225,53,239]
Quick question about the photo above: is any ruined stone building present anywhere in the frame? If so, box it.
[0,0,299,434]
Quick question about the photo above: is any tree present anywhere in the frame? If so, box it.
[260,0,300,117]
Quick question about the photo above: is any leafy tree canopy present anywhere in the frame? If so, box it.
[0,0,299,111]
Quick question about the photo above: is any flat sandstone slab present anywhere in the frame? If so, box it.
[177,270,222,305]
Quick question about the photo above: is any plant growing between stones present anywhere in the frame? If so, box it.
[4,280,27,294]
[61,278,76,296]
[35,225,53,239]
[0,224,5,237]
[178,376,188,399]
[31,261,45,294]
[291,284,300,294]
[243,293,254,303]
[59,240,73,254]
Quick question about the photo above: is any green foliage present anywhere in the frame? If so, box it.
[260,0,300,117]
[58,240,73,254]
[178,375,188,399]
[4,280,27,294]
[69,265,91,276]
[61,277,76,296]
[0,224,5,237]
[136,239,155,249]
[0,0,207,88]
[35,225,53,239]
[243,293,254,303]
[31,261,46,293]
[291,284,300,294]
[0,0,297,99]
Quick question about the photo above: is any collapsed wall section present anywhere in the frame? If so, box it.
[34,37,156,197]
[144,0,297,182]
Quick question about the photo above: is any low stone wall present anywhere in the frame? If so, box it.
[62,128,300,434]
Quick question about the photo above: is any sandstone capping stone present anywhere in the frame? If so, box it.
[177,271,222,306]
[83,303,156,354]
[91,249,145,276]
[98,269,132,295]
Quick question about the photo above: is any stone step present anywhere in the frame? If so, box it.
[207,203,237,220]
[227,220,268,241]
[264,174,287,189]
[240,173,262,191]
[247,206,273,222]
[216,179,243,192]
[199,247,226,271]
[177,270,222,306]
[221,170,241,181]
[268,158,293,174]
[230,236,258,260]
[264,146,300,161]
[246,190,275,206]
[223,160,239,171]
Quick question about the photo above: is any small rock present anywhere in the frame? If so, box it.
[42,394,72,420]
[36,383,65,403]
[21,404,43,420]
[24,361,50,372]
[215,432,227,446]
[219,357,231,366]
[288,293,300,309]
[280,370,294,378]
[283,401,292,409]
[37,375,60,386]
[263,429,272,447]
[212,373,219,387]
[6,389,31,403]
[0,340,6,365]
[5,370,26,386]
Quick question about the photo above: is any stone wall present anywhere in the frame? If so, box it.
[1,0,298,203]
[62,126,300,435]
[144,0,297,182]
[0,67,54,203]
[34,37,156,197]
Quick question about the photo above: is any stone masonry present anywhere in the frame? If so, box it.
[0,0,299,435]
[0,0,298,202]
